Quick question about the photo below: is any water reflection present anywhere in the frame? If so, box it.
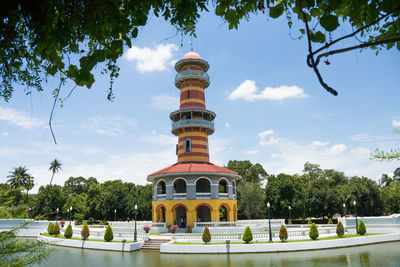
[36,242,400,267]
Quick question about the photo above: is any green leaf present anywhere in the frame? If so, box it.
[131,28,138,38]
[269,4,284,19]
[329,0,343,10]
[309,31,325,43]
[310,8,323,17]
[320,14,339,32]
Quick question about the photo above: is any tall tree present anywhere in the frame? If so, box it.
[49,159,62,185]
[24,175,35,203]
[7,166,30,205]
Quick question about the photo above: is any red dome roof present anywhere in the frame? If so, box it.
[147,162,240,180]
[182,51,202,60]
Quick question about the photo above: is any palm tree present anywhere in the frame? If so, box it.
[7,166,30,205]
[24,175,35,202]
[49,159,62,185]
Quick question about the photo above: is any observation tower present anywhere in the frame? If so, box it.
[147,51,241,231]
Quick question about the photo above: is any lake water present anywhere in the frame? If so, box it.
[35,241,400,267]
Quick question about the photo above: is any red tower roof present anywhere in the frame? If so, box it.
[147,162,240,181]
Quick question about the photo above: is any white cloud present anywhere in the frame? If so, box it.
[258,130,278,145]
[141,131,176,145]
[325,144,347,155]
[225,123,230,128]
[0,106,45,129]
[310,141,330,147]
[393,120,400,127]
[2,132,8,136]
[228,80,307,101]
[124,44,178,72]
[245,150,259,155]
[81,116,136,137]
[150,95,179,110]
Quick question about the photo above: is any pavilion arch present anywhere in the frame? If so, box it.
[155,204,166,222]
[218,177,229,193]
[172,177,187,193]
[195,203,213,222]
[219,203,230,221]
[172,204,188,228]
[171,203,189,212]
[156,179,166,194]
[195,177,211,193]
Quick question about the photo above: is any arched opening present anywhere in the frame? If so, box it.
[175,206,187,228]
[219,205,229,221]
[157,180,166,194]
[196,178,211,193]
[218,179,228,193]
[157,206,166,222]
[173,178,186,193]
[197,205,211,222]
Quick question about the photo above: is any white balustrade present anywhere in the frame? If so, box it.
[196,192,211,199]
[173,193,187,200]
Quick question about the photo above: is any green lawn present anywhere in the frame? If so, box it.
[172,234,380,245]
[41,233,133,243]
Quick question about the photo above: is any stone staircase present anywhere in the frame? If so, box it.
[141,238,170,251]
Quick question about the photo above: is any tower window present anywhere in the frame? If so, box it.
[184,138,191,152]
[187,90,190,99]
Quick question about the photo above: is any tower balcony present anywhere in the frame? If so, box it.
[175,70,210,88]
[171,119,215,135]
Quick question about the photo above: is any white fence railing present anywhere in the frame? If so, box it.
[173,193,187,200]
[196,193,211,199]
[218,193,229,199]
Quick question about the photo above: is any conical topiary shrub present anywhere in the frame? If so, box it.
[328,218,333,224]
[336,221,344,237]
[104,225,114,242]
[47,222,54,234]
[81,223,90,240]
[202,226,211,244]
[309,223,319,240]
[242,226,253,244]
[358,220,366,235]
[53,223,60,235]
[279,224,288,242]
[48,222,55,235]
[307,219,312,224]
[64,224,73,238]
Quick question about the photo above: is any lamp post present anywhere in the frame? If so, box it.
[267,202,272,242]
[69,206,72,225]
[343,203,346,217]
[134,204,138,242]
[288,206,292,224]
[27,208,31,219]
[353,200,358,234]
[114,209,117,222]
[56,208,59,223]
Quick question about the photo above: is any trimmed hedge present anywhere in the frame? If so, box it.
[279,224,288,242]
[242,226,253,244]
[64,224,73,238]
[104,225,114,242]
[48,223,55,235]
[358,220,366,235]
[307,219,312,224]
[53,223,60,235]
[202,226,211,244]
[81,223,90,240]
[328,218,333,224]
[336,221,344,237]
[309,223,319,240]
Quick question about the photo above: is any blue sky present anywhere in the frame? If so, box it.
[1,10,399,192]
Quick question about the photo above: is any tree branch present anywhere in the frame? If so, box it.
[315,37,400,66]
[312,7,399,56]
[299,1,338,96]
[49,81,62,145]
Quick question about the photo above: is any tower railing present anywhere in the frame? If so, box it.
[175,70,210,87]
[196,192,212,199]
[171,118,214,128]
